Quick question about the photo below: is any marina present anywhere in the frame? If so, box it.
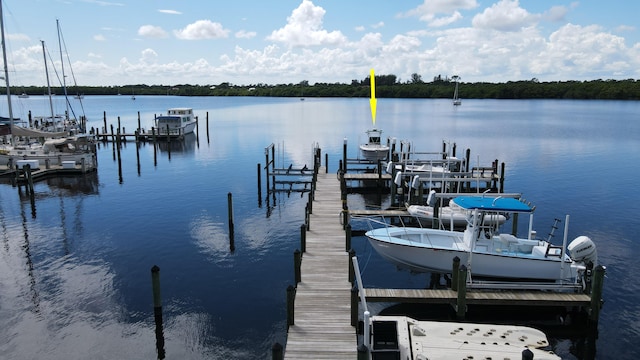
[277,152,604,359]
[0,97,636,359]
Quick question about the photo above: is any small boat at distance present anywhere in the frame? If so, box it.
[365,195,597,284]
[153,108,197,138]
[359,128,389,161]
[452,75,462,106]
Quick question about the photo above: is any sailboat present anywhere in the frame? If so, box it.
[0,7,96,170]
[452,75,461,106]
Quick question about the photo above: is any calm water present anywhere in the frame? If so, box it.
[0,96,638,359]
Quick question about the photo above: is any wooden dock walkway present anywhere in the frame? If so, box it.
[284,167,356,359]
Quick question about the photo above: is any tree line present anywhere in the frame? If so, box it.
[12,75,640,100]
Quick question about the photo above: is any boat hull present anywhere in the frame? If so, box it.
[359,144,389,161]
[365,227,575,281]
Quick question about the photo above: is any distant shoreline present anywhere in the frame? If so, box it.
[10,78,640,100]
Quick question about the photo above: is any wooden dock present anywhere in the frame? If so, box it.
[279,155,604,359]
[284,167,356,359]
[363,288,591,307]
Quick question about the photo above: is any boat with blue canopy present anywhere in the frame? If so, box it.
[365,195,597,285]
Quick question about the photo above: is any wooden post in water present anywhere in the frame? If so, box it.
[206,112,210,143]
[257,163,262,207]
[345,223,352,251]
[589,265,606,323]
[300,224,306,253]
[227,192,235,251]
[348,249,356,284]
[451,256,460,291]
[342,138,347,172]
[271,343,283,360]
[286,285,295,327]
[351,286,359,327]
[294,249,301,284]
[137,112,141,141]
[500,162,506,193]
[103,111,107,142]
[325,153,328,173]
[151,265,166,359]
[456,265,468,320]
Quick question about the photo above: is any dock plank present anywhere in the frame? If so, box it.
[284,167,356,359]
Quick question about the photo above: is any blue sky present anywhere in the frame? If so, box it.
[2,0,639,86]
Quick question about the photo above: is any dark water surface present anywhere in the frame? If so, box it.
[0,96,638,359]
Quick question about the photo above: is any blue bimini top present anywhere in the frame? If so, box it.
[452,196,533,213]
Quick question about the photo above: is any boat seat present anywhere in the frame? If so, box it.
[498,233,518,245]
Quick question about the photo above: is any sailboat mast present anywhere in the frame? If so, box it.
[41,41,55,120]
[57,19,70,121]
[0,1,16,145]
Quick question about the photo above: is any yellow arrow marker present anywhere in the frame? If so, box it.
[369,68,377,125]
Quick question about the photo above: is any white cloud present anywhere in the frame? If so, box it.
[138,25,168,39]
[532,24,632,77]
[235,30,257,39]
[372,22,385,29]
[174,20,230,40]
[543,5,569,22]
[403,0,478,27]
[6,33,30,42]
[472,0,539,32]
[93,34,106,42]
[267,0,347,47]
[158,9,182,15]
[140,48,158,63]
[81,0,124,6]
[429,11,463,27]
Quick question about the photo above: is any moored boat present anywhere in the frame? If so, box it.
[154,108,197,138]
[365,195,598,284]
[359,128,389,161]
[407,190,507,227]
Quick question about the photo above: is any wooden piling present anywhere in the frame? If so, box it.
[456,265,468,320]
[351,286,359,327]
[286,285,295,327]
[300,224,306,253]
[342,138,347,172]
[271,343,283,360]
[294,249,301,284]
[227,192,235,250]
[348,249,355,283]
[451,256,460,291]
[206,112,210,142]
[151,265,165,359]
[589,265,606,323]
[345,223,352,251]
[257,163,262,206]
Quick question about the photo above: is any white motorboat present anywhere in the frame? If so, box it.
[365,315,560,360]
[407,190,507,227]
[359,128,389,161]
[154,108,197,138]
[365,195,597,283]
